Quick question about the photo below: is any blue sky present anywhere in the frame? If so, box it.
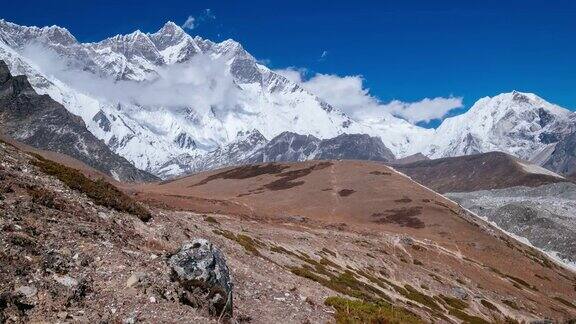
[2,0,575,126]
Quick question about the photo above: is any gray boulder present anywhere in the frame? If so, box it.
[169,239,233,318]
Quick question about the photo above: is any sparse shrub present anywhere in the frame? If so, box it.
[402,284,442,311]
[324,296,422,324]
[30,154,152,221]
[480,299,499,312]
[448,308,490,324]
[213,229,262,256]
[204,216,220,224]
[501,299,519,310]
[320,247,337,257]
[554,296,576,310]
[27,185,63,210]
[439,294,468,310]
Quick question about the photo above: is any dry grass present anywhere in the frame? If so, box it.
[324,296,422,324]
[30,154,152,221]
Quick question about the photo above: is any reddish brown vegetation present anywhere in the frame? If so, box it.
[190,163,290,187]
[263,162,333,191]
[372,207,425,229]
[369,171,391,176]
[338,189,355,197]
[394,197,412,203]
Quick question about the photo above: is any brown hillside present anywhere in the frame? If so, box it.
[393,151,567,193]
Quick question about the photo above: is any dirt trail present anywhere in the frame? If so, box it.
[329,162,339,222]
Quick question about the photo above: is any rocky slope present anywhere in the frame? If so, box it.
[134,160,576,322]
[0,60,155,182]
[447,182,576,267]
[394,152,567,193]
[541,130,576,179]
[246,132,395,163]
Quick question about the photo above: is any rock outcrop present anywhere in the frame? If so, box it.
[169,239,233,318]
[0,60,157,183]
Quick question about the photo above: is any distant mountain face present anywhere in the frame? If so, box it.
[395,151,567,193]
[246,132,395,164]
[423,91,574,161]
[0,60,156,182]
[0,19,428,178]
[155,131,395,177]
[1,19,575,179]
[541,130,576,179]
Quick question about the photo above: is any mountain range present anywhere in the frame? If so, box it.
[2,18,576,324]
[1,19,576,180]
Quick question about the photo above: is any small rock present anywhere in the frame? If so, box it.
[15,285,37,298]
[169,238,233,318]
[126,272,147,288]
[400,236,415,246]
[451,286,469,300]
[149,296,156,303]
[123,317,136,324]
[53,274,78,287]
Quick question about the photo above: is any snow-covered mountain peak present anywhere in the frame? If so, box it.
[2,19,573,179]
[0,19,77,47]
[148,21,191,51]
[424,91,573,160]
[481,91,567,111]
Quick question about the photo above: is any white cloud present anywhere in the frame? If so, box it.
[22,44,241,117]
[319,50,328,61]
[182,16,196,30]
[383,97,463,124]
[274,67,307,83]
[182,9,216,30]
[274,68,463,124]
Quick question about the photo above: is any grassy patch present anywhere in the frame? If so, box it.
[31,154,151,221]
[27,185,64,210]
[506,275,538,291]
[439,295,468,310]
[213,229,263,257]
[428,273,444,284]
[448,308,490,324]
[480,299,499,312]
[402,285,442,311]
[269,244,298,257]
[325,296,422,324]
[290,266,390,302]
[501,299,519,310]
[320,247,337,257]
[204,216,220,224]
[553,296,576,310]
